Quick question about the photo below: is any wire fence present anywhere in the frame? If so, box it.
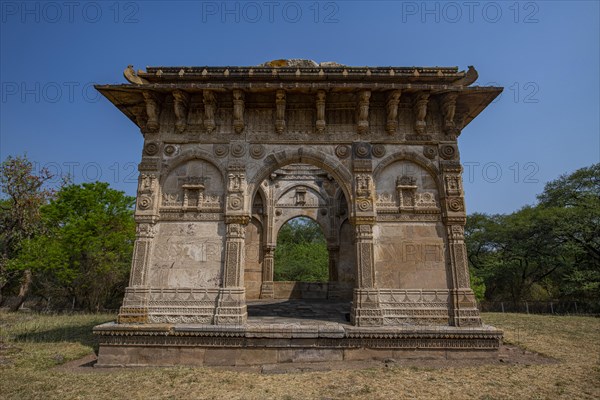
[479,300,600,315]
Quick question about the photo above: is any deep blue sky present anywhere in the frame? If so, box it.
[1,0,598,214]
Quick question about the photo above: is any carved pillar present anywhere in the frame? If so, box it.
[385,89,401,135]
[142,91,161,133]
[214,165,249,325]
[222,219,247,287]
[442,162,482,327]
[232,89,245,134]
[349,159,381,326]
[315,89,326,133]
[275,89,286,134]
[357,89,371,134]
[118,169,159,324]
[328,244,339,282]
[203,90,217,133]
[350,221,382,326]
[413,91,429,134]
[172,90,190,133]
[117,221,157,323]
[260,244,275,299]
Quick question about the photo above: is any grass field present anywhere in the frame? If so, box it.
[1,311,599,400]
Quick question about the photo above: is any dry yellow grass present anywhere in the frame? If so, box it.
[1,311,599,400]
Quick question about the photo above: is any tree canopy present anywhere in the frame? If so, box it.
[466,163,600,308]
[274,217,329,282]
[7,181,135,311]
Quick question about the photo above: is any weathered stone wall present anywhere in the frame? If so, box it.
[97,64,501,328]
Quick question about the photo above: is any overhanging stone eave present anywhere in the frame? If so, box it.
[95,85,141,129]
[95,82,499,94]
[458,87,503,131]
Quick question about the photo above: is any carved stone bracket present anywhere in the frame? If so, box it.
[413,91,430,134]
[385,90,401,135]
[203,90,217,133]
[441,92,458,135]
[232,89,245,134]
[172,90,190,133]
[142,91,162,133]
[275,89,286,134]
[357,90,371,134]
[315,90,326,133]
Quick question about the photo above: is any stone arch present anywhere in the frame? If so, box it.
[373,149,443,194]
[274,212,331,245]
[248,148,353,209]
[275,181,327,203]
[161,148,227,185]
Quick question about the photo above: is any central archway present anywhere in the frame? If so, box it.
[273,216,329,299]
[244,162,354,322]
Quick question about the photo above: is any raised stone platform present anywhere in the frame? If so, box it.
[94,300,502,367]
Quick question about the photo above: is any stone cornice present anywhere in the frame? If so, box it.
[96,65,502,136]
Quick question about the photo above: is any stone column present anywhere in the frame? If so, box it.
[328,245,339,282]
[326,244,340,300]
[442,162,482,327]
[118,166,160,324]
[350,221,383,326]
[214,216,249,325]
[259,244,275,299]
[117,221,156,323]
[349,157,382,326]
[214,165,249,325]
[446,223,482,327]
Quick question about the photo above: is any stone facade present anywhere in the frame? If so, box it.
[94,61,503,365]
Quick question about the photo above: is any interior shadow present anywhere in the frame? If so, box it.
[246,299,351,323]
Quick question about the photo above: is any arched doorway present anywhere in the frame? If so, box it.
[245,163,354,322]
[273,216,329,297]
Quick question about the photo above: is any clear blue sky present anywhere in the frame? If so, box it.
[1,0,598,214]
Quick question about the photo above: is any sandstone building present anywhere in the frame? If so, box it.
[94,60,503,366]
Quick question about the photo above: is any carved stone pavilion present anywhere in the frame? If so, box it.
[93,60,503,367]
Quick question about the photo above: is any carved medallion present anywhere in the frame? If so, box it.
[423,146,437,159]
[335,145,350,159]
[448,198,464,212]
[213,144,229,158]
[440,144,457,160]
[357,199,372,211]
[144,142,159,156]
[164,144,177,156]
[231,143,246,158]
[372,144,386,158]
[228,194,243,210]
[138,195,153,210]
[354,142,370,158]
[249,144,266,159]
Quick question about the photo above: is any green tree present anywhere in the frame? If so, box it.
[536,164,600,301]
[0,155,53,310]
[466,164,600,306]
[274,217,329,282]
[11,182,135,311]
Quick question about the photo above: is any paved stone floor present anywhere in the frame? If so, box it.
[246,299,351,325]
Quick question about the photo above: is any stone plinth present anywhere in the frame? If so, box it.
[94,322,502,367]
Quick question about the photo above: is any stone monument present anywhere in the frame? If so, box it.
[94,60,503,366]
